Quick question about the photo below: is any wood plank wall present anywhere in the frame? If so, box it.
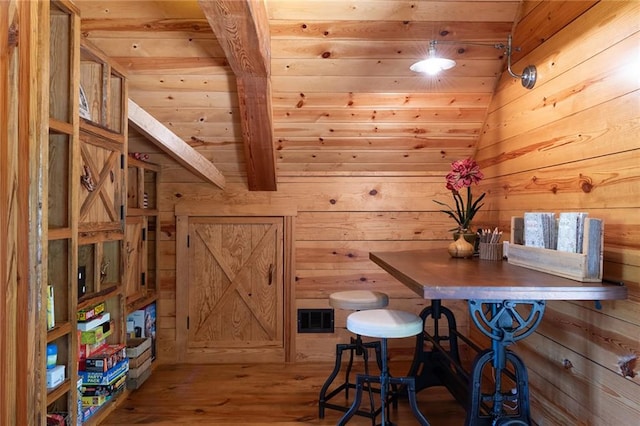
[130,129,471,364]
[139,165,471,363]
[127,0,640,422]
[473,0,640,423]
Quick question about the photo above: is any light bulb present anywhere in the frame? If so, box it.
[410,41,456,75]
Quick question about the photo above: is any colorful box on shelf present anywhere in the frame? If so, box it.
[78,338,108,361]
[46,365,66,389]
[83,344,127,372]
[45,413,68,426]
[81,373,127,396]
[126,310,145,338]
[79,358,128,385]
[77,301,105,322]
[81,405,101,422]
[76,312,110,331]
[81,394,107,407]
[145,302,157,360]
[79,321,113,344]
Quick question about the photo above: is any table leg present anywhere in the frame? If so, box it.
[408,300,468,405]
[465,300,545,426]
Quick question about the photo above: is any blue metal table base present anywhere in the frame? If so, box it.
[410,299,545,426]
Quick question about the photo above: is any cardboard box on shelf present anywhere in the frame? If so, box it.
[144,302,157,360]
[76,312,110,332]
[81,373,126,396]
[83,344,127,372]
[46,365,65,389]
[77,301,105,322]
[126,310,145,338]
[78,359,128,386]
[79,321,112,344]
[78,337,108,362]
[81,394,107,407]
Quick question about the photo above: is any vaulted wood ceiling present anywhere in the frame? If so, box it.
[77,0,530,191]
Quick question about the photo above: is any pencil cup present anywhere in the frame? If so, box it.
[479,242,503,261]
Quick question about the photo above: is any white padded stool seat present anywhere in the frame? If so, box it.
[347,309,423,339]
[329,290,389,311]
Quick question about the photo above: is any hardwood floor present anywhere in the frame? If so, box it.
[101,362,466,425]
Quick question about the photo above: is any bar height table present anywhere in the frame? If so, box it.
[369,249,627,426]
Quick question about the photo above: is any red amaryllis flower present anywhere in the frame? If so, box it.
[445,158,484,191]
[434,158,486,231]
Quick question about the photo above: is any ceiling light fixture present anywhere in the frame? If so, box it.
[410,35,537,89]
[409,40,456,75]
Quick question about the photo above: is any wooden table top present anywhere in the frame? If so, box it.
[370,249,628,301]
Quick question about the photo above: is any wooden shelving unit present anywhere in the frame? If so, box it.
[45,1,80,422]
[125,157,160,309]
[44,2,132,423]
[76,38,128,424]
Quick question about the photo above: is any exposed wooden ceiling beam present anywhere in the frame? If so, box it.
[199,0,277,191]
[128,99,226,190]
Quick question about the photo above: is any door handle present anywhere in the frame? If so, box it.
[268,264,274,285]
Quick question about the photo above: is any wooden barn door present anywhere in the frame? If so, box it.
[178,216,284,363]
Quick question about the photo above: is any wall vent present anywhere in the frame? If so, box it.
[297,309,334,333]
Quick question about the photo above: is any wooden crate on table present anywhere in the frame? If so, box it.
[507,216,603,282]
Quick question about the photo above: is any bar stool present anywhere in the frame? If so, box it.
[318,290,389,422]
[337,309,430,426]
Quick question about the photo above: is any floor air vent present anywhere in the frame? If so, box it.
[297,309,334,333]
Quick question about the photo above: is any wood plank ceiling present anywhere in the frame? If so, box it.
[77,0,523,190]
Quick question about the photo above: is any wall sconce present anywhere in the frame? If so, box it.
[410,35,537,89]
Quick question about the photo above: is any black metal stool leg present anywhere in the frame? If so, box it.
[344,336,358,399]
[337,374,367,426]
[361,345,378,426]
[319,338,385,421]
[337,339,430,426]
[319,342,349,418]
[389,376,430,426]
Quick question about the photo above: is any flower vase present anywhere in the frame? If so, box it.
[453,229,476,244]
[453,229,478,252]
[448,233,475,258]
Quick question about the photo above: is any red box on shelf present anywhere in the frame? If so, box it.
[83,344,127,372]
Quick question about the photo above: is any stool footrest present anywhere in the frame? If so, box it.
[338,373,429,426]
